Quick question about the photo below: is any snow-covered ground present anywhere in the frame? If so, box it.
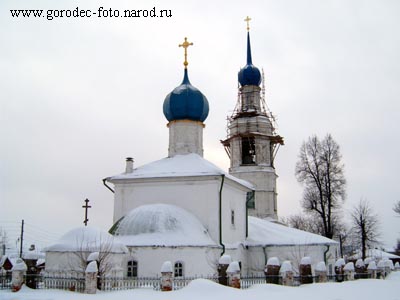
[1,272,399,300]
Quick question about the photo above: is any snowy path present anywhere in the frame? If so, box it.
[1,272,399,300]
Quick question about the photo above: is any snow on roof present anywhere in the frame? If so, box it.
[113,204,217,247]
[45,226,129,253]
[246,217,338,247]
[108,153,253,190]
[349,249,400,260]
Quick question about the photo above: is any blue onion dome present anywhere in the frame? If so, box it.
[238,32,261,86]
[163,69,209,122]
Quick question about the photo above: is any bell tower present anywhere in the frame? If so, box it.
[221,17,284,219]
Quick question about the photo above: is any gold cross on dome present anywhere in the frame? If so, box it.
[179,37,193,69]
[244,16,252,31]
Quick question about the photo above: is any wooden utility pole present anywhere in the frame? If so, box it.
[19,219,24,258]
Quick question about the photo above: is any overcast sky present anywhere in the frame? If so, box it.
[1,0,399,253]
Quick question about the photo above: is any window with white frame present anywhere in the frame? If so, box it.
[127,260,138,278]
[174,261,184,277]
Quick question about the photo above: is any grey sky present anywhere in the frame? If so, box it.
[1,0,399,252]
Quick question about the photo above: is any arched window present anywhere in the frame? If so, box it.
[174,261,184,277]
[127,260,138,278]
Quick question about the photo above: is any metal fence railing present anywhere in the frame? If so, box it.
[0,271,391,292]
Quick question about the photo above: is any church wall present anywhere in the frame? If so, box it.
[230,169,277,219]
[45,251,126,276]
[113,177,221,242]
[245,244,339,276]
[126,246,220,277]
[221,183,247,243]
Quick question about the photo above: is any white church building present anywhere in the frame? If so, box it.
[45,24,338,279]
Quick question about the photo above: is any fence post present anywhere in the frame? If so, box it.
[226,261,241,289]
[264,257,280,284]
[85,261,98,294]
[355,259,367,279]
[299,257,313,284]
[160,261,173,291]
[11,258,27,292]
[334,258,345,282]
[218,255,232,286]
[367,261,377,279]
[344,262,355,281]
[280,261,294,286]
[315,261,327,283]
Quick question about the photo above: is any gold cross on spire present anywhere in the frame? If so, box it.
[179,37,193,69]
[244,16,252,31]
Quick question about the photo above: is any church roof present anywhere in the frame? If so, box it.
[111,204,217,247]
[348,249,400,260]
[246,217,338,247]
[108,153,254,190]
[45,226,128,253]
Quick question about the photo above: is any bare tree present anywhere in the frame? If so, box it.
[71,235,115,278]
[350,199,380,260]
[282,214,323,235]
[295,134,346,239]
[393,200,400,215]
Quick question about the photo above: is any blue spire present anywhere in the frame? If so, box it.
[238,31,261,87]
[247,32,253,65]
[182,68,191,85]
